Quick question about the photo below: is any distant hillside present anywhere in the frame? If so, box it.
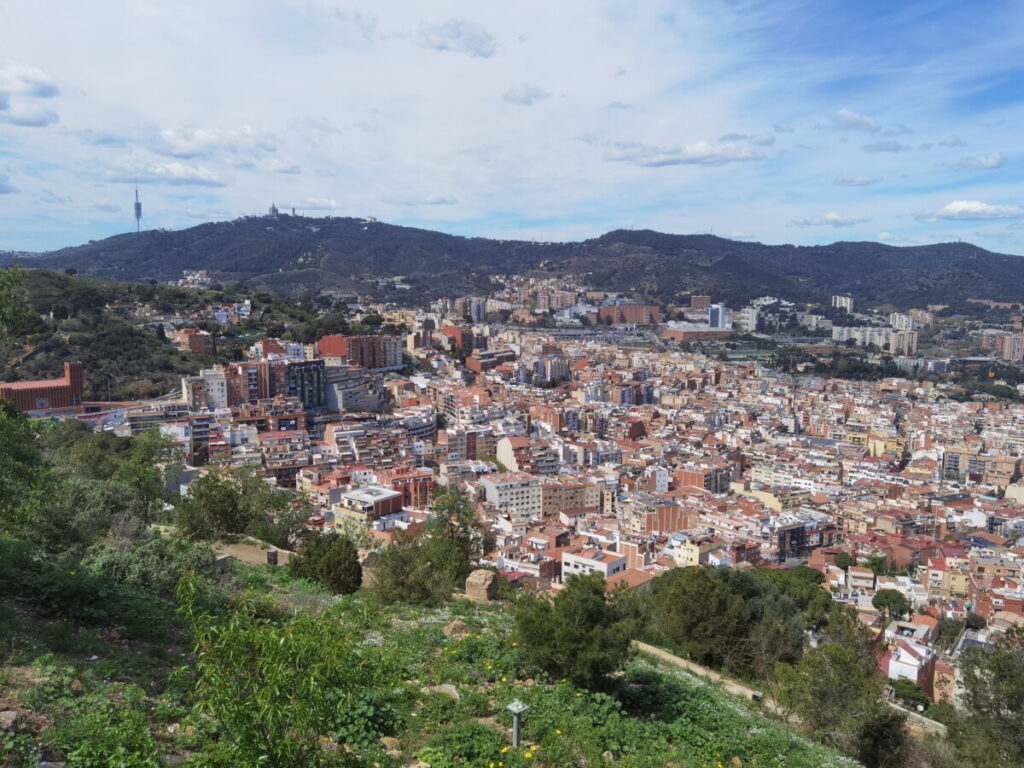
[4,215,1023,308]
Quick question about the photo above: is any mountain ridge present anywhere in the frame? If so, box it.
[3,215,1021,308]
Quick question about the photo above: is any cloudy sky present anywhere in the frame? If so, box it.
[2,0,1024,253]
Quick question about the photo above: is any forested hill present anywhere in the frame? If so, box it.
[4,214,1023,307]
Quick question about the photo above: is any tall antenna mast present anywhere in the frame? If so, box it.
[134,179,142,233]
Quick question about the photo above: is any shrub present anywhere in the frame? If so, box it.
[60,705,161,768]
[514,573,637,688]
[289,533,362,595]
[82,533,217,598]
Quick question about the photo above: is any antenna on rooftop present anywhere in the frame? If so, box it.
[133,178,142,233]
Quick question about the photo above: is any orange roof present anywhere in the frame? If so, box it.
[606,568,655,591]
[0,376,68,389]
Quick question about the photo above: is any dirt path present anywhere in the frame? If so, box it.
[632,640,947,738]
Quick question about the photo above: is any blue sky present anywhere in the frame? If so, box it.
[2,0,1024,253]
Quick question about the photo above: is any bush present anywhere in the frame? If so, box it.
[59,704,162,768]
[418,721,526,768]
[514,573,637,688]
[370,534,453,607]
[0,535,177,640]
[289,533,362,595]
[82,533,217,598]
[175,466,289,542]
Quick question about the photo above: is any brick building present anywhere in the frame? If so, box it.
[0,362,84,412]
[595,304,663,325]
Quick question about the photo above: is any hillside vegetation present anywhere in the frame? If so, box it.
[0,405,857,768]
[0,269,370,400]
[4,215,1024,307]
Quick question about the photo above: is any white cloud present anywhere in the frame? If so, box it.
[835,174,880,186]
[605,140,764,167]
[384,194,458,206]
[877,231,896,241]
[238,156,301,174]
[828,108,880,133]
[951,152,1005,171]
[938,136,968,148]
[417,19,495,58]
[108,158,225,187]
[0,63,59,128]
[263,158,301,174]
[503,84,551,106]
[155,125,276,159]
[861,140,910,152]
[882,124,913,136]
[930,200,1024,221]
[719,132,776,147]
[0,172,16,194]
[39,190,72,204]
[72,129,130,147]
[0,63,59,98]
[0,102,58,127]
[295,197,341,211]
[94,201,120,213]
[791,212,869,227]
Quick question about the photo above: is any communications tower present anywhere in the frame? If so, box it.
[133,181,142,233]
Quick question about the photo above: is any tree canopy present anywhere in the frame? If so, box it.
[513,572,638,688]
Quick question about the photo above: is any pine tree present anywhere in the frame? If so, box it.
[319,535,362,595]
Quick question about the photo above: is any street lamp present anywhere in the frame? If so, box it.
[506,699,529,747]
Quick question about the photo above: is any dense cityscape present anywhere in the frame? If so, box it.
[3,250,1024,764]
[5,1,1024,766]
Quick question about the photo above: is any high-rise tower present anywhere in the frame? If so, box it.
[134,182,142,233]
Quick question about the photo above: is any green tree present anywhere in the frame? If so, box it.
[872,589,911,621]
[866,554,888,577]
[646,567,751,672]
[370,532,451,607]
[833,552,855,571]
[513,572,637,688]
[175,466,288,542]
[423,487,494,588]
[0,267,32,339]
[371,488,493,607]
[110,429,179,523]
[290,533,362,595]
[773,644,906,766]
[176,575,396,768]
[950,626,1024,765]
[319,535,362,594]
[0,401,52,541]
[822,604,876,663]
[891,679,930,710]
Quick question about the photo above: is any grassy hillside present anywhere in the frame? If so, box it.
[0,550,857,768]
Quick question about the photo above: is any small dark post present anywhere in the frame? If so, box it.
[266,549,278,566]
